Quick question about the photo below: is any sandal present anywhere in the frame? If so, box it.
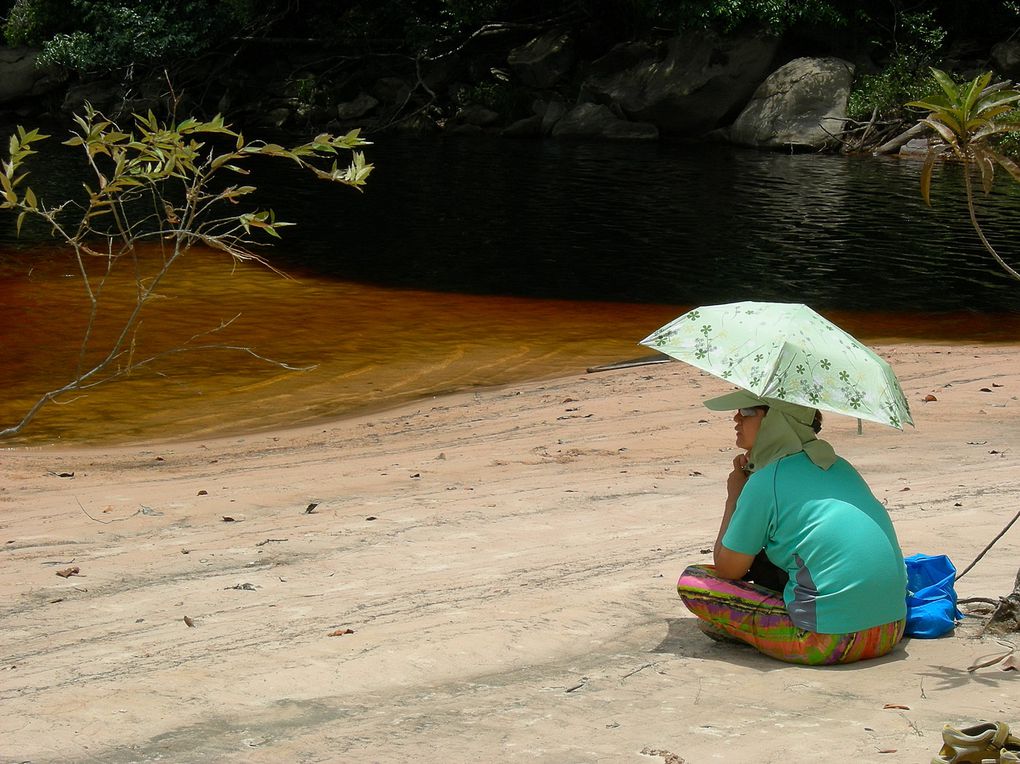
[932,722,1020,764]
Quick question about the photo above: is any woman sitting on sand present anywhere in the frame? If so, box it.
[677,390,907,665]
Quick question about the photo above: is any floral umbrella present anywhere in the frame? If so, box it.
[639,301,913,429]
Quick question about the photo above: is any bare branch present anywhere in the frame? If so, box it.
[874,123,930,155]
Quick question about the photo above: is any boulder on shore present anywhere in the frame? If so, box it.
[550,103,658,140]
[727,57,855,151]
[0,46,64,105]
[508,30,576,89]
[580,32,780,137]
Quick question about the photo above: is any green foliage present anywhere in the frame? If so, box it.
[439,0,508,29]
[4,0,257,72]
[906,68,1020,280]
[847,54,935,121]
[46,1,246,71]
[0,106,373,436]
[660,0,1016,41]
[3,0,68,46]
[1,125,49,236]
[907,69,1020,201]
[671,0,846,34]
[455,79,514,114]
[6,0,1016,79]
[846,6,949,122]
[993,109,1020,159]
[894,9,947,52]
[295,77,318,104]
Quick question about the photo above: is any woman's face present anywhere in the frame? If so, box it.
[733,407,766,451]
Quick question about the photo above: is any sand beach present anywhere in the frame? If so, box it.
[2,341,1019,763]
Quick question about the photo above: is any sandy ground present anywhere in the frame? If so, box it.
[2,342,1019,764]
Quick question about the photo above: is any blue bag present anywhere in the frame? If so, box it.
[904,553,964,638]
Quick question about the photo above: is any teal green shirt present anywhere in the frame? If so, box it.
[723,452,907,634]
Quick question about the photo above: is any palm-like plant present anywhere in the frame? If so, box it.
[907,70,1020,636]
[913,69,1020,632]
[907,68,1020,281]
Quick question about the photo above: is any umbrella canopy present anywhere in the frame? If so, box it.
[639,301,913,429]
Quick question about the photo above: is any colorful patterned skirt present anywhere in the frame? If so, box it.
[677,564,905,665]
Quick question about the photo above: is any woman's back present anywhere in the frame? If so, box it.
[726,452,907,633]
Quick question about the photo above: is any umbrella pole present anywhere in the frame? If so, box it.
[857,418,863,436]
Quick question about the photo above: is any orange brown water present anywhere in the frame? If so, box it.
[1,244,1018,447]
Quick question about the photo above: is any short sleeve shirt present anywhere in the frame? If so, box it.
[722,452,907,633]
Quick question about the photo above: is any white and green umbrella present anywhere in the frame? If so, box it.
[639,301,913,429]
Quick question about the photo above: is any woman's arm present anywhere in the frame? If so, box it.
[713,454,756,579]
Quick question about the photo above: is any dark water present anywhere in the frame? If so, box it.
[261,137,1020,312]
[1,132,1018,445]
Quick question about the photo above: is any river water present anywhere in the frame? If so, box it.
[1,134,1018,446]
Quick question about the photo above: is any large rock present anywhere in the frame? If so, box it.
[372,77,411,106]
[728,57,855,150]
[445,122,485,136]
[61,79,123,114]
[454,104,500,127]
[501,114,543,137]
[538,99,568,134]
[395,113,440,134]
[508,30,576,89]
[550,103,658,140]
[581,33,780,137]
[336,92,379,120]
[0,46,63,104]
[992,40,1020,80]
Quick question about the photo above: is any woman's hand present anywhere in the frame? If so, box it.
[726,453,750,501]
[714,452,754,579]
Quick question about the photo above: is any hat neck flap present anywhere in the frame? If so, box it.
[745,398,836,473]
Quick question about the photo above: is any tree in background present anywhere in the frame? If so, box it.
[2,0,1020,148]
[2,0,262,71]
[5,0,1014,75]
[0,105,372,437]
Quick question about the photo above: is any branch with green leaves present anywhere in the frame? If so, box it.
[0,105,373,439]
